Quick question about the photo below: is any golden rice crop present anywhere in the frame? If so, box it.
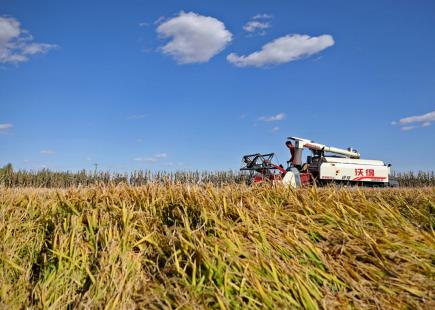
[0,184,434,309]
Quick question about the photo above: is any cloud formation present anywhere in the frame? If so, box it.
[156,11,232,64]
[40,150,55,155]
[259,113,286,122]
[164,162,184,167]
[0,16,57,64]
[243,14,272,36]
[134,153,168,163]
[271,126,279,133]
[0,123,13,131]
[392,110,435,130]
[227,34,334,67]
[252,14,273,20]
[243,21,270,35]
[127,114,146,120]
[401,126,416,131]
[154,153,168,159]
[398,111,435,125]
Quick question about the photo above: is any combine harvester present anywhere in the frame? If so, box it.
[241,136,399,187]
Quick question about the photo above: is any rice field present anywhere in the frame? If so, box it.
[0,184,434,309]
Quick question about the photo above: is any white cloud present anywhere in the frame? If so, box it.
[259,113,286,122]
[127,114,146,120]
[134,157,157,163]
[0,16,57,64]
[243,21,271,33]
[40,150,55,155]
[164,161,184,167]
[397,110,435,125]
[227,34,335,68]
[154,153,168,159]
[134,153,168,163]
[0,123,12,131]
[401,126,416,131]
[252,14,273,20]
[243,14,272,35]
[392,110,435,130]
[154,16,167,25]
[156,11,232,64]
[271,126,279,133]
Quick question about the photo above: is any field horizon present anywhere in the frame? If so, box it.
[1,163,435,188]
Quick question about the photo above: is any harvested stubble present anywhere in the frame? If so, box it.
[0,185,434,309]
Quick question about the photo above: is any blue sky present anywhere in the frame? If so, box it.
[1,0,434,172]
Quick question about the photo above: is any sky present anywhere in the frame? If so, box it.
[1,0,435,172]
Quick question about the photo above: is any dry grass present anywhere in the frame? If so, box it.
[0,184,434,309]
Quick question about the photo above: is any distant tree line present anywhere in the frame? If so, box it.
[0,164,247,188]
[0,164,433,188]
[391,171,435,187]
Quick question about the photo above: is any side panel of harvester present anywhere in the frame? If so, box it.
[319,157,390,184]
